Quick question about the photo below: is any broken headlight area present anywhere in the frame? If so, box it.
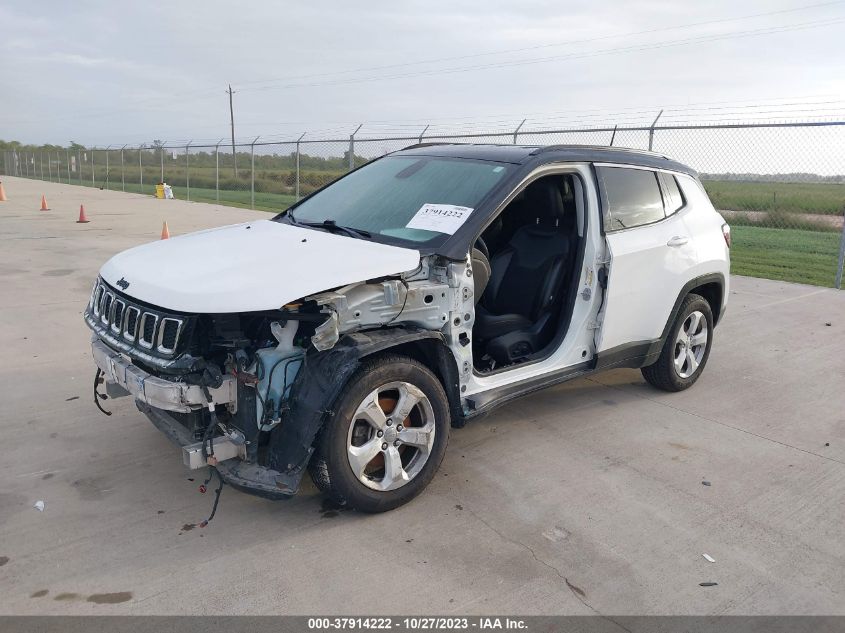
[87,292,329,496]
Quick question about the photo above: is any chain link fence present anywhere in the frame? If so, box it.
[3,121,844,288]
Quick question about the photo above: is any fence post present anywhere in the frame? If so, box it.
[418,124,429,144]
[57,150,62,182]
[48,150,52,181]
[513,119,526,144]
[835,210,845,289]
[250,136,260,209]
[120,145,126,191]
[186,141,192,201]
[348,124,362,171]
[40,152,44,180]
[104,145,111,189]
[648,109,664,151]
[66,149,71,184]
[92,149,96,187]
[160,143,165,184]
[138,145,144,193]
[215,139,223,203]
[295,132,305,200]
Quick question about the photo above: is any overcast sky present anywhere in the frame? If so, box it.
[1,0,843,147]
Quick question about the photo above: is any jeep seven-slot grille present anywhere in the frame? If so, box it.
[87,279,186,356]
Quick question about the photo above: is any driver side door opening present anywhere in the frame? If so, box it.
[470,171,587,374]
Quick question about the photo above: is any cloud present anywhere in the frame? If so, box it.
[32,51,145,71]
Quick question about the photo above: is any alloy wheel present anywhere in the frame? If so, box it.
[674,310,708,379]
[346,381,436,491]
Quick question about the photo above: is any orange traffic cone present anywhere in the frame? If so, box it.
[160,221,170,240]
[0,181,7,202]
[77,204,90,223]
[40,194,50,211]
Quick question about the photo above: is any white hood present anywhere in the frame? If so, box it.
[99,220,420,313]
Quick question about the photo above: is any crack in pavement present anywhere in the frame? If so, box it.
[464,507,632,631]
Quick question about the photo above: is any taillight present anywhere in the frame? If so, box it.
[721,223,731,249]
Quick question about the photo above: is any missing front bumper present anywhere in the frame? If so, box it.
[140,403,301,499]
[91,338,236,413]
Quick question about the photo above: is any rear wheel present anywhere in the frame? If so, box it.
[308,354,450,512]
[641,293,714,392]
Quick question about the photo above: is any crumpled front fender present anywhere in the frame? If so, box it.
[267,327,450,476]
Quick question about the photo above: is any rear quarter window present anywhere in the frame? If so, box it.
[597,166,665,231]
[658,172,685,215]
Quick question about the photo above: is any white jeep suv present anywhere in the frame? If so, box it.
[85,144,730,512]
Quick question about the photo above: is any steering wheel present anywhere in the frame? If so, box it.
[473,235,490,259]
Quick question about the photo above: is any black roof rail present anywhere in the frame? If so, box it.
[531,144,671,160]
[401,141,465,150]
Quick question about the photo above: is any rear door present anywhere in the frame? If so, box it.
[595,165,697,353]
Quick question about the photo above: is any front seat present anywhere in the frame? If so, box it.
[474,179,571,365]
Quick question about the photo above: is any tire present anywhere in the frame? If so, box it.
[641,293,714,392]
[307,354,450,512]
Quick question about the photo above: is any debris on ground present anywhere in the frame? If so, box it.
[699,582,718,587]
[702,481,712,486]
[825,442,830,447]
[33,500,45,512]
[702,553,715,563]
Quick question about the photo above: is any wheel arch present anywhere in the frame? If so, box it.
[267,327,462,478]
[368,338,464,428]
[688,279,724,325]
[659,273,725,343]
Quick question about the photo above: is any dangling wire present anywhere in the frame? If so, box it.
[93,368,112,416]
[199,467,224,528]
[198,384,226,527]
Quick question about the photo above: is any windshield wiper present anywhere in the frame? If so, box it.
[285,211,371,239]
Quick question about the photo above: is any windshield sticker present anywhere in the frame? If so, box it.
[406,203,474,235]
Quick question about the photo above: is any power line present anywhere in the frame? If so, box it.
[2,2,842,127]
[235,1,845,91]
[242,16,845,93]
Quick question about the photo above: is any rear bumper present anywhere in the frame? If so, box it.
[91,337,236,413]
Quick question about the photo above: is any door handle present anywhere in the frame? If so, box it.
[667,235,689,247]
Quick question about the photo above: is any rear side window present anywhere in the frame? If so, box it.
[658,172,684,215]
[597,166,665,231]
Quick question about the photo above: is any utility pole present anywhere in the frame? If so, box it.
[227,84,238,177]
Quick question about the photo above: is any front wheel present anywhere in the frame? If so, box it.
[308,354,450,512]
[641,293,714,392]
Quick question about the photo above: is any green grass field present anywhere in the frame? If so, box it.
[703,180,845,215]
[730,225,841,287]
[50,177,298,213]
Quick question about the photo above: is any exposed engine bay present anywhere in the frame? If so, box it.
[85,253,475,502]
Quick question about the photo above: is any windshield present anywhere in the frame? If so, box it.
[280,155,511,246]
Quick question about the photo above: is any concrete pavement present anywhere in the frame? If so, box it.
[0,176,843,615]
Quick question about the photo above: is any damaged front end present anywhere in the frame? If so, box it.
[84,255,471,500]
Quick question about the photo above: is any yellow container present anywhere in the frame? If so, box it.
[155,183,165,199]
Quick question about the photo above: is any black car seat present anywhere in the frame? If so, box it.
[474,178,571,364]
